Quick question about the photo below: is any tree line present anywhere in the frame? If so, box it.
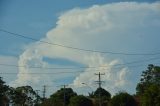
[0,64,160,106]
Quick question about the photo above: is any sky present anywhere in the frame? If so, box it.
[0,0,160,97]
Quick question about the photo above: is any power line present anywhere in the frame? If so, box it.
[0,28,160,56]
[0,62,159,75]
[0,57,159,70]
[0,71,83,74]
[1,65,133,74]
[0,56,160,75]
[0,65,150,75]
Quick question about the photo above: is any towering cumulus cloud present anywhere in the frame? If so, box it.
[12,2,160,94]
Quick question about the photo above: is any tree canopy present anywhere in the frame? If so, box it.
[111,92,136,106]
[91,87,111,106]
[49,87,77,106]
[0,77,9,106]
[10,86,39,106]
[69,95,93,106]
[139,64,160,85]
[136,64,160,106]
[94,87,111,99]
[140,84,160,106]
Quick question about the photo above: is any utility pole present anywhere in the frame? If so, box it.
[61,84,68,106]
[95,72,105,106]
[95,72,105,88]
[57,84,68,106]
[42,85,46,99]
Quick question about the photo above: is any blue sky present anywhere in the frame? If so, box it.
[0,0,160,96]
[0,0,159,56]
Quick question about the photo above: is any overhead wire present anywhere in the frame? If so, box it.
[0,57,160,75]
[0,71,83,75]
[0,28,160,56]
[0,28,160,75]
[0,64,155,75]
[1,29,159,94]
[0,56,159,70]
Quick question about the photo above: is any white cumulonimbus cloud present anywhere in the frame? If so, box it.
[11,2,160,95]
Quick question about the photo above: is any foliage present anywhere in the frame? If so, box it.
[10,86,38,106]
[49,87,77,106]
[0,77,10,106]
[136,64,160,106]
[92,87,111,106]
[94,87,111,99]
[140,84,160,106]
[69,95,93,106]
[111,92,136,106]
[88,91,94,98]
[40,98,54,106]
[136,64,160,95]
[141,64,160,84]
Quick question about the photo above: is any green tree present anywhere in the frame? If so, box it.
[10,86,38,106]
[111,92,136,106]
[48,87,77,106]
[136,64,160,106]
[140,84,160,106]
[136,64,160,95]
[94,87,111,99]
[40,98,54,106]
[0,77,9,106]
[93,87,111,106]
[69,95,93,106]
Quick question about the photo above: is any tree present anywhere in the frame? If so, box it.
[92,87,111,106]
[10,86,38,106]
[0,77,9,106]
[94,87,111,99]
[69,95,93,106]
[111,92,137,106]
[140,84,160,106]
[48,87,77,106]
[141,64,160,84]
[136,64,160,106]
[136,64,160,95]
[40,98,54,106]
